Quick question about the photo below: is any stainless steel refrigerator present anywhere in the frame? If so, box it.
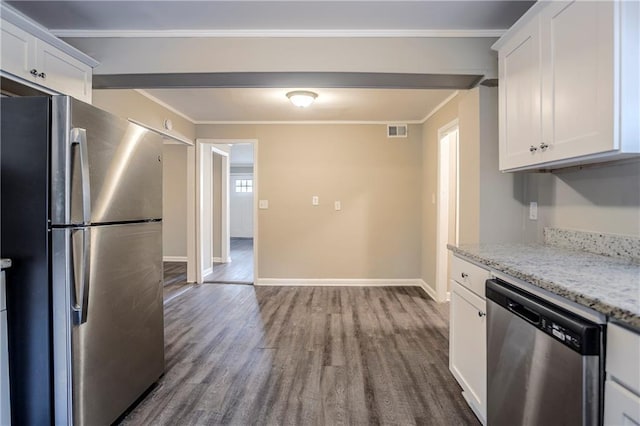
[1,95,164,425]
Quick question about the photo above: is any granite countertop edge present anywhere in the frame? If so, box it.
[448,244,640,329]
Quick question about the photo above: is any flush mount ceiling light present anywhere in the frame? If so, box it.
[286,90,318,108]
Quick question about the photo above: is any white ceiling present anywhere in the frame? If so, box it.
[6,1,533,122]
[230,144,254,166]
[140,87,455,123]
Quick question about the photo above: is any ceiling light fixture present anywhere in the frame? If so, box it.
[286,90,318,108]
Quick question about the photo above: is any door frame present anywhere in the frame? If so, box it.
[188,138,258,284]
[435,119,459,302]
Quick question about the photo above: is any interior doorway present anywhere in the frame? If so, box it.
[207,143,255,283]
[435,120,459,302]
[192,139,258,285]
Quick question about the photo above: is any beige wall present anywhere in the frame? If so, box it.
[421,87,528,293]
[458,87,526,245]
[528,161,640,238]
[92,89,195,140]
[162,145,188,257]
[197,124,423,279]
[92,89,195,259]
[421,95,460,290]
[212,153,223,258]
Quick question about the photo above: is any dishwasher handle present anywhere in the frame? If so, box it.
[507,299,541,326]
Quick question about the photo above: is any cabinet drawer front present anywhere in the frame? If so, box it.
[451,254,490,298]
[604,380,640,426]
[607,323,640,394]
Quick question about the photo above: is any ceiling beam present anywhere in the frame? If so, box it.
[93,72,483,90]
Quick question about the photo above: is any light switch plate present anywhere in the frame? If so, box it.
[529,202,538,220]
[334,201,341,211]
[312,196,319,206]
[259,200,269,209]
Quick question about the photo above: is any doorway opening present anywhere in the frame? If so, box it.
[208,143,255,283]
[192,139,258,285]
[435,119,459,302]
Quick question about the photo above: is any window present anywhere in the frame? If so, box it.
[235,179,253,193]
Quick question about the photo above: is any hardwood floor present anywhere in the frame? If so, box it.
[119,285,479,425]
[204,238,254,284]
[163,262,192,303]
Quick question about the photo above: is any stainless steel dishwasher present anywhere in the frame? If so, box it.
[486,278,603,426]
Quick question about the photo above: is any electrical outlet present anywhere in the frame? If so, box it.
[312,196,319,206]
[334,201,341,211]
[529,202,538,220]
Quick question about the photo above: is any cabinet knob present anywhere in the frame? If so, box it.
[529,145,538,153]
[461,272,469,279]
[38,72,47,79]
[30,69,38,77]
[540,142,549,151]
[478,311,486,317]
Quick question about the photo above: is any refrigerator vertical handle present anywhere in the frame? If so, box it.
[71,228,91,324]
[70,128,91,225]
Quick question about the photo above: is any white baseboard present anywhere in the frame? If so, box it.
[212,257,232,263]
[255,278,423,287]
[418,279,438,301]
[163,256,187,262]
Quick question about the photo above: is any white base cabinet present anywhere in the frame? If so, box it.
[450,280,487,424]
[605,380,640,426]
[495,0,640,171]
[605,322,640,426]
[1,8,96,103]
[449,254,490,425]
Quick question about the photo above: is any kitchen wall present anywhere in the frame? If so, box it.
[92,89,195,259]
[196,123,423,280]
[459,86,526,245]
[162,145,188,258]
[526,160,640,239]
[421,87,528,293]
[92,89,195,140]
[421,93,460,291]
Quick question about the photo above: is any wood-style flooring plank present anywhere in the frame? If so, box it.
[119,285,480,426]
[204,238,254,283]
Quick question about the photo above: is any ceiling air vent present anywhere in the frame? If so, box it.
[387,124,408,138]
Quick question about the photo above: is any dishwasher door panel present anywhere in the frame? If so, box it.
[487,298,585,426]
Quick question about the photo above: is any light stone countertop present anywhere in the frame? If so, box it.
[448,243,640,328]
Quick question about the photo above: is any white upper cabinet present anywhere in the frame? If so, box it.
[0,6,97,103]
[498,17,542,170]
[494,0,640,172]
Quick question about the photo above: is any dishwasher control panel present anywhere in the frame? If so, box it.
[541,318,582,351]
[487,278,602,356]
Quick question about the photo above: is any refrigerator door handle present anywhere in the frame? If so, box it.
[71,228,91,324]
[70,128,91,225]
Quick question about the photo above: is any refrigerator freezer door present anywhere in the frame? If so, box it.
[51,96,163,225]
[52,222,164,426]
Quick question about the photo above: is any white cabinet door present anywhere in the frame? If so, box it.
[605,380,640,426]
[36,40,92,103]
[0,19,36,82]
[450,280,486,423]
[496,0,639,171]
[540,1,615,162]
[1,18,93,103]
[498,16,542,170]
